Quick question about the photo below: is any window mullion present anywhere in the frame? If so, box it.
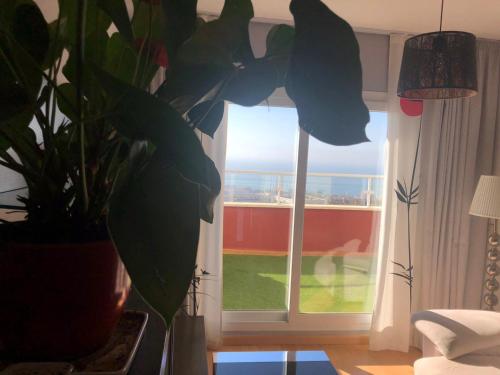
[287,128,309,323]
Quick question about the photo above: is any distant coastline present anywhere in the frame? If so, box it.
[225,160,384,176]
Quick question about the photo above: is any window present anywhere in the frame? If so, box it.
[299,112,386,314]
[222,92,387,332]
[223,105,299,312]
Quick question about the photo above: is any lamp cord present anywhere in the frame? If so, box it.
[439,0,444,32]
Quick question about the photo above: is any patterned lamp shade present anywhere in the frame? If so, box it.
[398,31,478,99]
[470,175,500,220]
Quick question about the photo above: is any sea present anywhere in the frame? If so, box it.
[224,161,384,203]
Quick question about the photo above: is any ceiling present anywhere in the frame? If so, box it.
[197,0,500,40]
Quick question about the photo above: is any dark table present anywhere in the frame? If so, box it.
[213,351,338,375]
[126,288,169,375]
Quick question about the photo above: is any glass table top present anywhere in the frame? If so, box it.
[213,351,338,375]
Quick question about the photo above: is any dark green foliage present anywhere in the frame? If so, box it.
[108,145,201,325]
[93,66,221,218]
[162,0,198,58]
[0,0,369,326]
[57,0,112,45]
[0,0,49,122]
[286,0,370,146]
[12,4,50,63]
[97,0,134,42]
[188,101,225,137]
[266,24,294,57]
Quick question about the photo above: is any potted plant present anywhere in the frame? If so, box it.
[0,0,138,359]
[0,0,369,361]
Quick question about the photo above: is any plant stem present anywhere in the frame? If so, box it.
[406,116,423,309]
[76,0,89,214]
[50,55,64,132]
[406,199,412,308]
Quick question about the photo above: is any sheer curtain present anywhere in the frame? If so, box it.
[369,34,422,352]
[413,40,500,320]
[196,108,228,349]
[370,37,500,352]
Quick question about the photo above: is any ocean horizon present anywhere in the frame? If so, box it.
[224,162,384,204]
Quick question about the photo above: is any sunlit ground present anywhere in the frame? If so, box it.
[223,254,376,312]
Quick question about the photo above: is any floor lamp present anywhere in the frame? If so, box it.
[470,175,500,310]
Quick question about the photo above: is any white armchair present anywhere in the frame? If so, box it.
[413,309,500,374]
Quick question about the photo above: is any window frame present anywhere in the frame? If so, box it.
[222,89,387,334]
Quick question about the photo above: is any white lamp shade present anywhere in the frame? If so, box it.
[470,175,500,219]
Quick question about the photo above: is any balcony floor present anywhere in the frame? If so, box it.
[223,253,376,313]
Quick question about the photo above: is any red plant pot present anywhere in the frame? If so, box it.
[0,241,131,360]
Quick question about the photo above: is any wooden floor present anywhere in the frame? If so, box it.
[208,344,421,375]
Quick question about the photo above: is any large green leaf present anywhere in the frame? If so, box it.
[93,66,220,200]
[55,83,78,121]
[266,24,294,57]
[0,137,10,154]
[286,0,369,146]
[104,33,140,85]
[42,20,65,70]
[101,32,159,89]
[157,63,233,114]
[0,0,49,122]
[0,111,34,154]
[221,0,254,64]
[188,101,225,137]
[176,0,254,66]
[223,58,278,106]
[223,24,294,106]
[160,57,277,134]
[161,23,293,132]
[198,156,221,223]
[265,24,294,86]
[58,0,112,46]
[108,146,200,326]
[96,0,133,42]
[63,29,109,79]
[220,0,253,21]
[11,2,49,63]
[132,0,166,43]
[63,29,109,105]
[161,57,279,136]
[162,0,198,59]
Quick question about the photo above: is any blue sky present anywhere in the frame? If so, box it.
[225,104,387,174]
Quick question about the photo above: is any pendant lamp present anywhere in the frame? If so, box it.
[397,0,478,99]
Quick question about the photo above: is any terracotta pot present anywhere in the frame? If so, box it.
[0,241,131,360]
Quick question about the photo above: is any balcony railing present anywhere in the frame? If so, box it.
[224,170,384,208]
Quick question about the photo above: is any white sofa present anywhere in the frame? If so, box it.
[413,309,500,374]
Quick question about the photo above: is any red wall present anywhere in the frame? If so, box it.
[223,206,381,254]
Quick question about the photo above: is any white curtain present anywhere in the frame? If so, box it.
[196,108,228,349]
[413,39,500,319]
[369,34,422,352]
[370,37,500,352]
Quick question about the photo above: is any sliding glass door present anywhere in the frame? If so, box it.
[223,104,299,313]
[222,92,387,332]
[299,112,386,314]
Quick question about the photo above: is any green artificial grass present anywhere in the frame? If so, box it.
[223,254,376,312]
